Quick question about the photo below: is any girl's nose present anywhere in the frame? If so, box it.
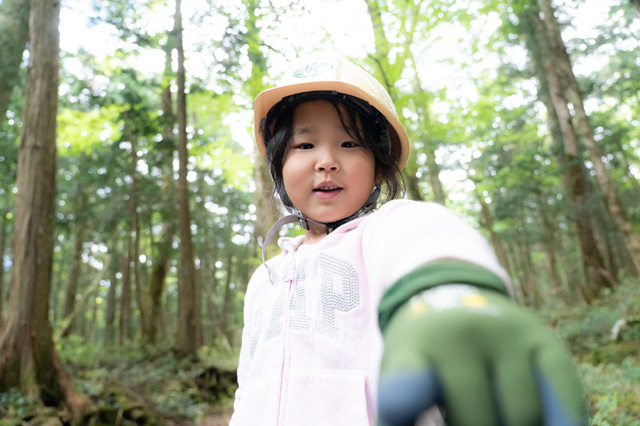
[315,147,339,172]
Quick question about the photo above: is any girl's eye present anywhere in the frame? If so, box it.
[295,143,314,150]
[341,141,359,148]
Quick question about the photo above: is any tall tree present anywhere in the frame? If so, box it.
[507,1,613,300]
[60,160,89,337]
[0,0,29,122]
[0,194,9,324]
[364,0,424,201]
[538,0,640,276]
[146,36,177,344]
[0,0,92,421]
[175,0,199,358]
[104,236,120,345]
[363,0,452,202]
[245,0,282,253]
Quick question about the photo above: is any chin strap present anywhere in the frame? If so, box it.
[261,186,381,285]
[261,214,300,285]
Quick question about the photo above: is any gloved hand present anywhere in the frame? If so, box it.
[377,284,588,426]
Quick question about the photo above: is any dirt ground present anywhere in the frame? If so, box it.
[198,411,232,425]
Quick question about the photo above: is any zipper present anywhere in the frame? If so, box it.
[276,255,296,425]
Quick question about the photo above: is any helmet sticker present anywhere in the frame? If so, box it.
[293,62,335,79]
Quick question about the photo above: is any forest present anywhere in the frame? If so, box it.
[0,0,639,424]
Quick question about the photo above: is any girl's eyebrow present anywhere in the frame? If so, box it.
[292,124,357,136]
[293,125,315,135]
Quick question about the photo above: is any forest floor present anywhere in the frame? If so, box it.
[198,412,232,425]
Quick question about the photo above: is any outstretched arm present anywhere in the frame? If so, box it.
[376,260,588,426]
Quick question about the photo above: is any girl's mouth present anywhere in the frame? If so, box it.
[313,184,343,199]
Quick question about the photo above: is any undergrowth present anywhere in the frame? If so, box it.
[538,278,640,425]
[0,339,239,425]
[58,339,240,425]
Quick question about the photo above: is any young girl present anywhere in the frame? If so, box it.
[231,56,586,426]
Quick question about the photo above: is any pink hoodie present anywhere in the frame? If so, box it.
[231,200,511,425]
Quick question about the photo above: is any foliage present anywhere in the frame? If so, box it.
[538,278,640,424]
[0,388,40,422]
[581,358,640,425]
[54,337,238,424]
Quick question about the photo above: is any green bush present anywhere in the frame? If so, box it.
[581,358,640,425]
[539,278,640,425]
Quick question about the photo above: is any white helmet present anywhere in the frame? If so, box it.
[254,55,410,170]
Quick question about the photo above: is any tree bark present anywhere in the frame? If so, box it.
[364,0,430,202]
[203,239,222,342]
[0,0,93,421]
[104,239,119,345]
[536,194,566,301]
[0,0,29,122]
[117,118,137,344]
[246,0,282,254]
[127,122,149,340]
[533,59,592,302]
[527,10,612,300]
[119,231,133,343]
[0,192,9,325]
[474,183,510,271]
[146,37,177,345]
[221,251,235,345]
[61,178,87,337]
[539,0,640,276]
[516,228,541,307]
[175,0,199,359]
[409,59,444,204]
[61,221,84,337]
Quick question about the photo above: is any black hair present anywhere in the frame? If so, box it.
[263,91,405,208]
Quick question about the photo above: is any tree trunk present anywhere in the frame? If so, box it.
[253,153,282,249]
[119,223,134,344]
[0,192,9,325]
[126,123,149,339]
[175,0,199,359]
[533,57,591,302]
[364,0,430,202]
[409,60,444,204]
[104,239,119,345]
[221,252,235,345]
[529,11,611,300]
[61,180,87,337]
[246,0,282,254]
[539,0,640,276]
[87,295,98,343]
[536,194,566,301]
[474,184,510,271]
[425,147,445,204]
[204,241,222,343]
[505,236,527,300]
[514,226,541,307]
[0,0,29,122]
[61,221,84,337]
[146,37,177,345]
[0,1,93,421]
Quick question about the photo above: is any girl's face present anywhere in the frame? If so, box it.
[282,100,376,229]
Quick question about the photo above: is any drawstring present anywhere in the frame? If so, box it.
[260,186,382,285]
[261,215,299,285]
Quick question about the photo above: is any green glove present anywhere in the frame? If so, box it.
[377,272,587,425]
